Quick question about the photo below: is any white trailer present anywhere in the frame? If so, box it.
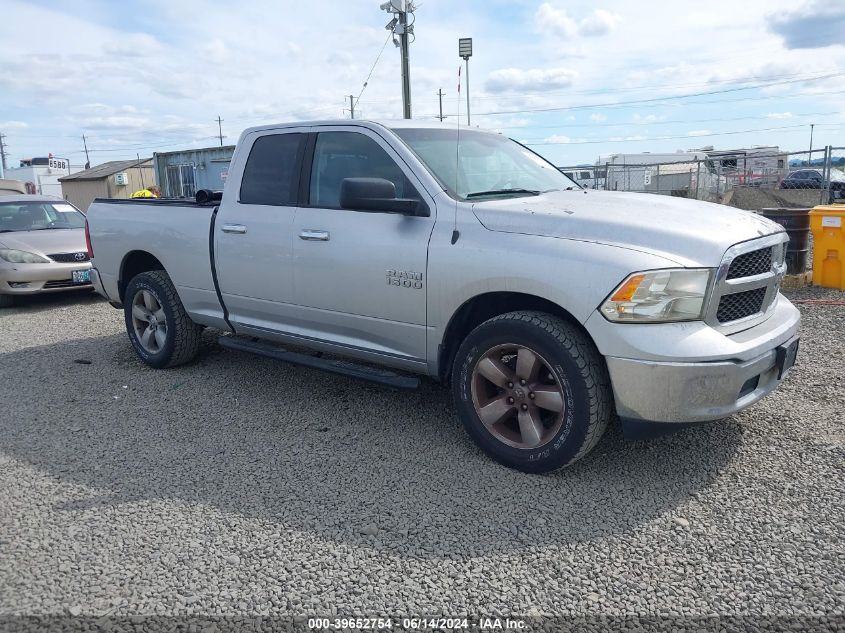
[4,157,84,197]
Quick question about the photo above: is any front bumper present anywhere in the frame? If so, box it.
[0,261,93,296]
[586,294,801,424]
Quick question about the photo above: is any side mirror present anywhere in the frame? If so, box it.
[339,177,429,217]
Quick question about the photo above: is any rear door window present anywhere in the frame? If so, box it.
[239,133,305,206]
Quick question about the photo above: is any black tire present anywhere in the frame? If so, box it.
[0,294,13,308]
[452,310,613,473]
[123,270,202,368]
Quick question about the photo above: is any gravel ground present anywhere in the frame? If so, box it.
[0,287,843,630]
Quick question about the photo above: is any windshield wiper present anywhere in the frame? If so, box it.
[465,188,541,199]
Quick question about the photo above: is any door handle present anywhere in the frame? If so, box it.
[299,229,330,241]
[221,224,247,234]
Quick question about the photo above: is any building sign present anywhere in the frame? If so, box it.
[48,157,70,173]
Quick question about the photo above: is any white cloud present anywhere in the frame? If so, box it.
[766,112,793,119]
[609,135,647,142]
[767,1,845,49]
[103,33,164,58]
[632,114,662,123]
[536,3,578,38]
[687,130,712,137]
[590,113,607,123]
[543,134,571,144]
[201,39,228,65]
[0,120,28,129]
[578,9,623,36]
[486,68,577,93]
[536,4,622,39]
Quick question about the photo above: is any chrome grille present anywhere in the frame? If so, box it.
[705,234,788,333]
[726,247,772,280]
[48,252,90,263]
[717,287,767,323]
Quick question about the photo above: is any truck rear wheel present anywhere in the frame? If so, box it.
[452,311,613,473]
[124,270,202,368]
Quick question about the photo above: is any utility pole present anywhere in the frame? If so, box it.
[349,95,355,119]
[809,123,815,164]
[437,89,444,121]
[216,115,224,147]
[136,153,146,190]
[381,1,416,119]
[398,10,411,119]
[82,134,91,169]
[0,132,7,179]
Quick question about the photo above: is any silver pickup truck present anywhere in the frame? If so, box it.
[86,120,800,472]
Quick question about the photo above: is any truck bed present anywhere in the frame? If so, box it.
[86,198,227,328]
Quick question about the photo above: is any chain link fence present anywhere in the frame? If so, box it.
[558,146,845,208]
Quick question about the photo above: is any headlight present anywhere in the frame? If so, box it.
[0,249,51,264]
[601,269,712,323]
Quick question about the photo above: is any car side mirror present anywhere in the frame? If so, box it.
[339,177,429,217]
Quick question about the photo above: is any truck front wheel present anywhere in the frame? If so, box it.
[123,270,202,368]
[452,311,613,473]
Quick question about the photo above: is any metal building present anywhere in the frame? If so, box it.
[153,145,235,199]
[59,159,154,211]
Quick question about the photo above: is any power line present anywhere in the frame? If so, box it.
[363,68,844,106]
[354,30,393,113]
[508,111,839,134]
[521,123,843,146]
[430,72,845,118]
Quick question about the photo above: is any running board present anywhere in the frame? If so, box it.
[217,336,420,390]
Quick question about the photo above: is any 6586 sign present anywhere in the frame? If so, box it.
[48,157,69,171]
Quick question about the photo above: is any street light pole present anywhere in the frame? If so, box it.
[459,38,473,127]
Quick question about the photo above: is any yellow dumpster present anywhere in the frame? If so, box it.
[809,204,845,290]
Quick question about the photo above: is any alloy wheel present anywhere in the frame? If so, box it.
[131,289,168,354]
[470,343,566,449]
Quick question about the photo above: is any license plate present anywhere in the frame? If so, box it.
[72,270,90,284]
[775,336,799,380]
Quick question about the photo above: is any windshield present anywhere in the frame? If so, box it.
[392,128,579,200]
[0,201,86,232]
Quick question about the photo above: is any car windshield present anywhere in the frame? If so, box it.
[392,128,578,200]
[0,201,86,232]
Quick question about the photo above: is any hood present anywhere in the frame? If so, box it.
[472,190,784,267]
[0,228,87,257]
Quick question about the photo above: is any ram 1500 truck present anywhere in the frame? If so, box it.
[86,120,800,473]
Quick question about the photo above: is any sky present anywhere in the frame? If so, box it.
[1,0,844,169]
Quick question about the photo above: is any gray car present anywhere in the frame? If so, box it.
[0,195,93,307]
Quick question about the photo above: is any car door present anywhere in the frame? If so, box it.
[290,127,435,367]
[214,127,308,332]
[808,170,824,189]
